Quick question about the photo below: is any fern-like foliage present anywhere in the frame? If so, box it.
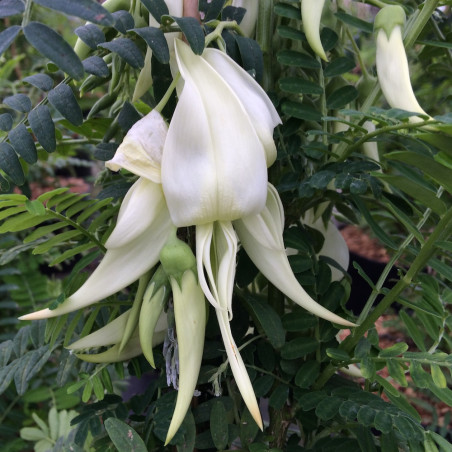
[0,188,118,267]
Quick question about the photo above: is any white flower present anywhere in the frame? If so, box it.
[21,41,354,435]
[375,6,430,120]
[302,0,328,61]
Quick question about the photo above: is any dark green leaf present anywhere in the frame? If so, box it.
[326,348,350,361]
[33,0,114,26]
[324,57,356,77]
[82,56,109,77]
[393,415,422,441]
[243,295,285,348]
[8,124,37,164]
[298,390,327,410]
[277,50,320,68]
[309,170,335,188]
[117,102,141,132]
[357,406,376,427]
[253,375,274,398]
[0,113,13,131]
[315,396,342,420]
[210,400,228,451]
[98,38,144,69]
[112,10,134,34]
[24,22,84,80]
[335,12,373,33]
[23,73,54,91]
[131,27,169,64]
[3,94,31,113]
[327,85,359,109]
[0,0,24,17]
[274,3,300,20]
[28,105,56,153]
[281,337,317,359]
[277,25,305,41]
[320,28,338,52]
[281,310,317,331]
[269,385,289,410]
[279,77,323,95]
[236,36,263,82]
[339,400,360,421]
[282,101,321,121]
[352,196,398,249]
[171,17,204,55]
[409,361,430,389]
[141,0,169,23]
[14,346,52,395]
[377,174,446,215]
[75,24,105,50]
[48,84,83,126]
[355,425,377,452]
[385,150,452,196]
[0,26,21,56]
[104,418,147,451]
[399,310,426,351]
[288,254,312,273]
[94,142,118,161]
[379,342,408,358]
[221,6,246,24]
[0,142,24,185]
[295,360,320,388]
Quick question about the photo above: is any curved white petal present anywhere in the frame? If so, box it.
[234,187,355,327]
[216,308,263,429]
[196,222,237,318]
[67,310,131,349]
[165,271,206,444]
[376,26,429,118]
[106,110,168,183]
[302,0,328,61]
[202,47,281,167]
[20,209,174,321]
[161,39,268,226]
[106,178,169,248]
[301,209,349,282]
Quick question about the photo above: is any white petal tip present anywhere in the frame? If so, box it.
[18,308,53,321]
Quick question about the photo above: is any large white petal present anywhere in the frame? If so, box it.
[106,110,168,183]
[376,26,429,118]
[19,208,174,320]
[202,47,281,167]
[161,39,267,226]
[216,308,263,429]
[106,178,169,248]
[234,187,355,327]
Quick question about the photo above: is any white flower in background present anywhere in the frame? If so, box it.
[231,0,259,37]
[299,208,350,282]
[302,0,328,61]
[375,5,430,121]
[21,39,355,435]
[133,0,184,101]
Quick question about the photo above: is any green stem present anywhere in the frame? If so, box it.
[339,119,439,161]
[21,0,33,27]
[154,72,180,113]
[404,0,441,48]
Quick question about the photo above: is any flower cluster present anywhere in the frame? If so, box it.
[20,38,354,442]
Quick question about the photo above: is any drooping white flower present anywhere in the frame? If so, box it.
[375,5,430,120]
[302,0,328,61]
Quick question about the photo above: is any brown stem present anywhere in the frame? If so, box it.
[183,0,200,21]
[268,405,292,448]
